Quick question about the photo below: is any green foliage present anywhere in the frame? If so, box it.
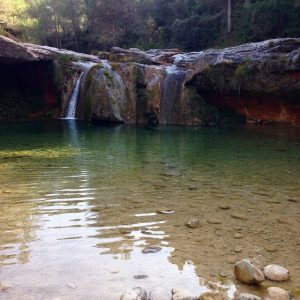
[1,0,300,51]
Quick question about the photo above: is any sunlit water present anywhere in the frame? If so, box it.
[0,121,299,300]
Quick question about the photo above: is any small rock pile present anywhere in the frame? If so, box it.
[234,259,292,300]
[120,259,293,300]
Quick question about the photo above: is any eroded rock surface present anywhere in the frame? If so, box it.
[1,35,299,124]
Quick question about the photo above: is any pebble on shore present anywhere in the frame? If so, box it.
[234,259,265,284]
[263,265,290,282]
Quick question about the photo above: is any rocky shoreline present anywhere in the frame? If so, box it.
[120,260,293,300]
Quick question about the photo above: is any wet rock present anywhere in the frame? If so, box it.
[263,287,291,300]
[199,290,228,300]
[120,287,148,300]
[142,246,162,254]
[234,233,244,239]
[234,259,265,284]
[218,204,231,210]
[171,288,196,300]
[263,265,290,281]
[235,293,262,300]
[185,219,201,228]
[231,213,249,221]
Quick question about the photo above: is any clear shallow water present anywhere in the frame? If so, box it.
[0,121,299,300]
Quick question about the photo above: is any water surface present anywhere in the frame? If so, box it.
[0,122,299,299]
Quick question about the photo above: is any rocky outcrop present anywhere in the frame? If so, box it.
[0,35,299,124]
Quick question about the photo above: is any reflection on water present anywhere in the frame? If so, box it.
[0,121,299,299]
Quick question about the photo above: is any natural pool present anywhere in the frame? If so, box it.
[0,121,299,300]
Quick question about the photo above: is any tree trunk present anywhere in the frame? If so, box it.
[227,0,232,33]
[43,24,48,46]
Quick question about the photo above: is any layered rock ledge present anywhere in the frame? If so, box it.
[0,35,299,125]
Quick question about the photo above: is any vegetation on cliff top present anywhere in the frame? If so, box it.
[0,0,299,53]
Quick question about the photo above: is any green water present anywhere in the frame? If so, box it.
[0,121,299,300]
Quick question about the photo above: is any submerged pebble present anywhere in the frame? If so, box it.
[185,219,201,228]
[235,293,262,300]
[171,288,195,300]
[218,204,231,210]
[207,219,223,225]
[120,287,148,300]
[133,275,149,280]
[199,290,228,300]
[142,246,161,254]
[231,213,249,221]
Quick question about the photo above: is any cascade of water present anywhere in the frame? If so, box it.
[160,66,187,124]
[65,72,84,119]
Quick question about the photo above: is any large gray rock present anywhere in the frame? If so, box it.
[263,264,290,282]
[234,260,265,284]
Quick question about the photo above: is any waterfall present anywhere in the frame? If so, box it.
[65,72,84,119]
[160,66,187,124]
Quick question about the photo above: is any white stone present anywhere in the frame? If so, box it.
[263,287,291,300]
[263,264,290,281]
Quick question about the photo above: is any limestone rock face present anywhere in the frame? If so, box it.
[1,35,300,125]
[0,35,53,63]
[263,265,290,282]
[234,260,265,284]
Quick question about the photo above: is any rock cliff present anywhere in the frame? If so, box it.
[0,35,299,125]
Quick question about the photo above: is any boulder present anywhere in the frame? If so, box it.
[263,265,290,282]
[234,260,265,284]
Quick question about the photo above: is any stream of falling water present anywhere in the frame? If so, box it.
[65,73,84,119]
